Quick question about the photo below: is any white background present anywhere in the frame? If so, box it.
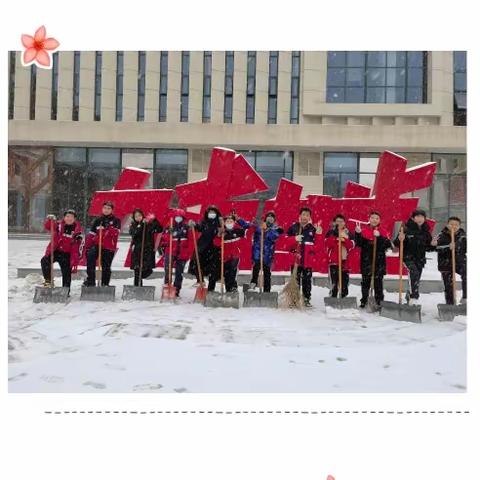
[1,1,479,478]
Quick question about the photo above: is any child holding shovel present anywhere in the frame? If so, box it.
[160,209,190,298]
[285,207,323,308]
[83,201,121,287]
[354,211,392,309]
[40,209,83,292]
[238,211,284,293]
[128,209,163,286]
[434,216,467,305]
[325,214,355,298]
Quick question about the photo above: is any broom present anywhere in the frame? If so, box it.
[279,225,303,309]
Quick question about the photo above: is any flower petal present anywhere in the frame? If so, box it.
[23,47,38,64]
[21,34,35,48]
[34,25,46,42]
[36,49,51,67]
[43,37,60,50]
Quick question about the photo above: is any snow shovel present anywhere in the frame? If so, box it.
[366,235,380,313]
[324,228,357,310]
[161,218,178,302]
[34,218,70,304]
[381,225,421,323]
[122,220,155,301]
[205,229,240,308]
[191,224,207,304]
[244,223,278,308]
[437,228,466,321]
[81,227,116,302]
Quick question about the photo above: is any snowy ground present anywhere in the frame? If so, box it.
[8,239,466,393]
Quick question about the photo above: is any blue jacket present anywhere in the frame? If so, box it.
[238,219,283,266]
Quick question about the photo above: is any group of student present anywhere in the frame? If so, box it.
[40,201,467,307]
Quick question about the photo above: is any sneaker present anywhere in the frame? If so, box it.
[460,298,467,305]
[191,282,200,288]
[42,281,51,287]
[409,298,419,305]
[248,282,257,291]
[230,287,238,293]
[360,301,366,309]
[304,299,312,308]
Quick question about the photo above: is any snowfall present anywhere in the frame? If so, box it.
[8,238,466,393]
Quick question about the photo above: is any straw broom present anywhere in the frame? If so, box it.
[279,225,304,309]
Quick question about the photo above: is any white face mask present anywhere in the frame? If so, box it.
[207,212,217,219]
[175,216,183,223]
[225,223,234,230]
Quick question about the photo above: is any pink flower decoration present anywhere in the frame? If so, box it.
[21,25,59,68]
[327,476,336,480]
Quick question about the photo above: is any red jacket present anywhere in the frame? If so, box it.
[213,224,245,262]
[285,222,319,269]
[160,221,190,261]
[325,228,355,271]
[43,218,83,269]
[85,215,121,252]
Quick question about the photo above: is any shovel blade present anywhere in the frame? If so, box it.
[33,286,70,304]
[205,291,240,309]
[437,303,467,322]
[243,291,278,308]
[161,285,177,302]
[366,296,380,313]
[194,286,208,304]
[122,285,155,301]
[380,301,422,323]
[324,296,358,310]
[80,286,116,302]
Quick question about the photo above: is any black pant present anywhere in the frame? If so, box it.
[251,261,272,292]
[86,246,115,286]
[41,251,72,288]
[441,267,467,304]
[361,273,384,304]
[133,267,154,287]
[208,258,239,292]
[164,256,186,293]
[291,265,312,300]
[404,259,424,299]
[329,265,349,298]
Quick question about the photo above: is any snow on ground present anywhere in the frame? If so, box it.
[8,239,466,393]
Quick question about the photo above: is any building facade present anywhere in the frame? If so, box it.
[8,51,466,232]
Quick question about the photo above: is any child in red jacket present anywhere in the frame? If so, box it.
[40,209,83,290]
[213,214,245,293]
[160,209,190,297]
[325,214,355,298]
[83,201,121,287]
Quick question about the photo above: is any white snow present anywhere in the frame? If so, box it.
[8,239,466,393]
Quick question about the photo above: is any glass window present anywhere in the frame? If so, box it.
[115,51,124,121]
[246,51,256,124]
[453,51,467,126]
[203,51,212,123]
[72,51,80,121]
[137,51,146,121]
[323,153,359,197]
[224,51,234,123]
[9,52,16,119]
[51,52,59,120]
[327,51,427,104]
[154,149,188,189]
[94,51,102,121]
[268,51,279,124]
[159,51,168,122]
[180,52,189,122]
[30,64,37,120]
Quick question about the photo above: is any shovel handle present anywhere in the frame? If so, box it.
[191,224,204,285]
[399,225,404,304]
[139,219,146,287]
[50,219,55,288]
[451,227,457,305]
[338,228,343,295]
[259,223,265,292]
[97,227,103,287]
[370,235,377,293]
[168,217,174,287]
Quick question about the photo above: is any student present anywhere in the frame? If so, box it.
[354,211,392,309]
[393,209,436,304]
[238,211,284,293]
[40,209,82,291]
[325,214,355,298]
[128,209,163,287]
[161,209,190,297]
[83,201,121,287]
[434,216,467,305]
[187,205,222,291]
[286,207,322,307]
[213,213,245,292]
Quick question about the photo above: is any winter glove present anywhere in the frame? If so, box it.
[295,234,303,242]
[47,214,56,220]
[373,229,380,237]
